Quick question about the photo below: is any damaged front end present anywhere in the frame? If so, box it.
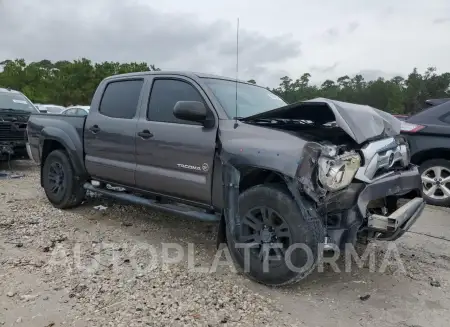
[0,112,30,161]
[296,136,424,249]
[220,98,424,251]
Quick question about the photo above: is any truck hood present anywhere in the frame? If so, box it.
[241,97,401,144]
[219,120,310,178]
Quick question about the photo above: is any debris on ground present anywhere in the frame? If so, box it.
[0,160,449,327]
[359,294,371,301]
[93,205,108,211]
[430,278,441,287]
[0,171,24,179]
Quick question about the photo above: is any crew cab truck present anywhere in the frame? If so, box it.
[27,71,425,286]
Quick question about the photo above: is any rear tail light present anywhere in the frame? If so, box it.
[400,121,425,133]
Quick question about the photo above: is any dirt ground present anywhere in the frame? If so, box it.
[0,160,449,327]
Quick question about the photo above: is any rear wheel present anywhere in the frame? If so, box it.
[42,149,85,209]
[226,184,324,286]
[419,159,450,207]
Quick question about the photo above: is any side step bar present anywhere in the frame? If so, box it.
[83,183,220,222]
[367,197,424,232]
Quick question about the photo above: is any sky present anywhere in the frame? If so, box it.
[1,0,449,87]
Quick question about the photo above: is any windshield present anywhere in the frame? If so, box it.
[202,78,287,118]
[0,92,38,113]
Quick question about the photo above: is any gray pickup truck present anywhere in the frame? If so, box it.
[27,71,425,286]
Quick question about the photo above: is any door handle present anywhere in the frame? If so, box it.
[89,125,100,134]
[137,130,153,139]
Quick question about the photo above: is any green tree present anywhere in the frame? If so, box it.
[1,59,449,113]
[0,58,159,106]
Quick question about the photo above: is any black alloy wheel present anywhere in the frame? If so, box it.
[42,149,85,209]
[240,206,292,267]
[47,161,66,197]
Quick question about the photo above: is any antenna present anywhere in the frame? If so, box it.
[234,17,240,129]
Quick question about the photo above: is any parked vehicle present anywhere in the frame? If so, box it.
[424,98,450,107]
[61,105,90,116]
[0,87,39,160]
[393,114,409,121]
[37,104,66,114]
[34,104,48,113]
[27,71,425,286]
[401,99,450,206]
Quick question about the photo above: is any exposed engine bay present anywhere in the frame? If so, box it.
[240,98,423,249]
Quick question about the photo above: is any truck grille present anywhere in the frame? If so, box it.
[0,122,27,141]
[355,137,410,183]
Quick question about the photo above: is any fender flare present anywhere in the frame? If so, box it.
[39,126,86,177]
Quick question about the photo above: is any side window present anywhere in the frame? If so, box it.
[99,79,144,119]
[64,109,76,115]
[147,79,205,124]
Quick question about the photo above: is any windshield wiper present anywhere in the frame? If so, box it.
[235,116,283,123]
[0,108,31,114]
[238,117,315,125]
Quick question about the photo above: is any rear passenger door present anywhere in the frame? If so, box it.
[84,78,144,186]
[135,76,218,205]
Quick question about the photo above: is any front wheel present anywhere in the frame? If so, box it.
[419,159,450,207]
[226,184,324,286]
[42,149,85,209]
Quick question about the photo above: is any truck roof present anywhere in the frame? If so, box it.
[103,71,259,86]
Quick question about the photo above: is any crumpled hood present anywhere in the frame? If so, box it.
[241,97,401,144]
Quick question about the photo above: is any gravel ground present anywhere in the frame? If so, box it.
[0,160,449,327]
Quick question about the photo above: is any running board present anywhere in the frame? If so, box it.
[83,183,220,222]
[367,197,424,232]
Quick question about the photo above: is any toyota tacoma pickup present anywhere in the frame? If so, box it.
[0,87,39,160]
[27,71,425,286]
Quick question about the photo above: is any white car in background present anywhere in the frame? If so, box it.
[61,105,90,116]
[36,104,66,114]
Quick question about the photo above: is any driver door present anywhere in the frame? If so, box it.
[135,76,218,205]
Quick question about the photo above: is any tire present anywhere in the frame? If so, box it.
[226,184,324,286]
[42,149,85,209]
[419,159,450,207]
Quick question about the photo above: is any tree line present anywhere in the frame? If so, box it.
[1,58,449,114]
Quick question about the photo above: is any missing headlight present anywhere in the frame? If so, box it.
[318,150,361,191]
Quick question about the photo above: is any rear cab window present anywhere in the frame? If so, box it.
[99,79,144,119]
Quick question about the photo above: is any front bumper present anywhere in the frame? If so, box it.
[357,165,424,241]
[357,165,422,216]
[26,142,35,162]
[325,165,425,246]
[0,141,27,160]
[367,197,425,241]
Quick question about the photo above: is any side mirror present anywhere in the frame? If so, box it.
[173,101,207,123]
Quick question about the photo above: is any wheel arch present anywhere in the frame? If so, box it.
[238,166,287,192]
[411,148,450,166]
[217,162,318,248]
[39,136,86,187]
[217,164,290,248]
